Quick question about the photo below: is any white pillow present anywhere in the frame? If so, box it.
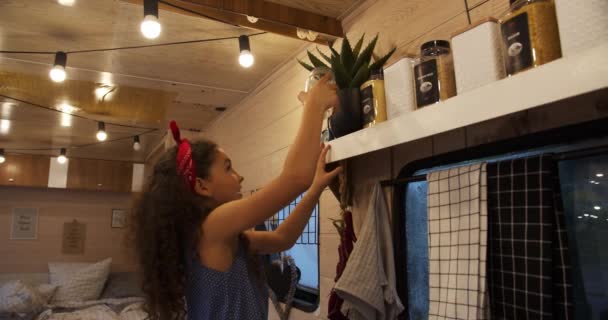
[48,262,90,284]
[0,280,58,314]
[49,258,112,303]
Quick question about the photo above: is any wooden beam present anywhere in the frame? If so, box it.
[125,0,343,45]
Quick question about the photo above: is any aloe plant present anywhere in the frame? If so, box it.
[298,34,396,90]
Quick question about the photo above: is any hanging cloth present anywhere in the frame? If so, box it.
[486,154,573,320]
[328,210,356,320]
[329,160,356,320]
[334,183,404,320]
[426,163,489,319]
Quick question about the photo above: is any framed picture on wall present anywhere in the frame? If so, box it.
[11,208,38,240]
[111,209,127,228]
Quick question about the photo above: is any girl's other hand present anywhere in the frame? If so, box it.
[311,144,342,192]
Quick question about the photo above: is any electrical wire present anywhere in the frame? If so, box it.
[0,93,159,131]
[0,32,267,55]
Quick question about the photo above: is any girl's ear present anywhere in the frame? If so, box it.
[194,177,213,197]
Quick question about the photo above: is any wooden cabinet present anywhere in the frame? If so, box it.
[67,158,133,192]
[0,154,50,188]
[1,154,135,192]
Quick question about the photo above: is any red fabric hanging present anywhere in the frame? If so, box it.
[328,210,357,320]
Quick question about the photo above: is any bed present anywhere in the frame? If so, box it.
[0,259,148,320]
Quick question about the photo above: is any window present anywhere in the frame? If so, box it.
[260,193,320,312]
[396,137,608,319]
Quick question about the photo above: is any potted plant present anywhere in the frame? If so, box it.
[298,34,396,139]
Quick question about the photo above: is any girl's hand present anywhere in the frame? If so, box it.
[311,144,342,192]
[301,74,338,113]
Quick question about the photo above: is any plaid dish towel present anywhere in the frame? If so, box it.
[487,155,573,320]
[427,163,489,320]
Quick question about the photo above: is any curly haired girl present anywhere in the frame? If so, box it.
[131,75,340,320]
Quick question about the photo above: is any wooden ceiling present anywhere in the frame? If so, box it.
[0,0,360,162]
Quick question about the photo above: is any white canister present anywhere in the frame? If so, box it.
[383,56,416,120]
[451,18,505,94]
[555,0,608,57]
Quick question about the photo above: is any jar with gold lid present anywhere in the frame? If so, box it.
[499,0,562,76]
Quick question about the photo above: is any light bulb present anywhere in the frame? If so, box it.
[57,148,67,164]
[97,130,107,141]
[50,52,68,82]
[49,65,66,82]
[0,149,5,164]
[58,0,75,6]
[97,122,107,141]
[133,136,141,151]
[140,15,161,39]
[238,35,254,68]
[239,50,254,68]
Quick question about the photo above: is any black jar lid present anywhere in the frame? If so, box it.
[421,40,450,52]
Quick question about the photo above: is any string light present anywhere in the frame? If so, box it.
[0,149,5,164]
[238,35,254,68]
[96,122,107,141]
[57,148,67,164]
[133,135,142,151]
[49,51,67,82]
[141,0,161,39]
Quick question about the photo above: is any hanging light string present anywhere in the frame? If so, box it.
[4,127,158,153]
[0,93,159,131]
[0,32,266,55]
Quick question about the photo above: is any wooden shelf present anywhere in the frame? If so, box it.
[327,44,608,163]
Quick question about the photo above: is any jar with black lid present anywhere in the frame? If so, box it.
[499,0,562,76]
[414,40,456,108]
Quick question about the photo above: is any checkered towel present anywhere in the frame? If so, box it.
[427,163,489,320]
[487,155,573,320]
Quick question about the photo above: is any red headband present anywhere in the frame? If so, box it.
[170,121,197,191]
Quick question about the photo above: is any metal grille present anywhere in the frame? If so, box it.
[265,193,319,245]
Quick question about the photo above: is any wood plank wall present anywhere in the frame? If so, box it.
[0,186,136,273]
[206,1,511,318]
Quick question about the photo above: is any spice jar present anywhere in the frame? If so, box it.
[414,40,456,108]
[499,0,562,76]
[360,68,387,128]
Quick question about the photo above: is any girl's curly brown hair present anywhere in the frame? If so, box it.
[130,140,218,320]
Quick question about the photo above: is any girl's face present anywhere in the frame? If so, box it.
[197,148,244,205]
